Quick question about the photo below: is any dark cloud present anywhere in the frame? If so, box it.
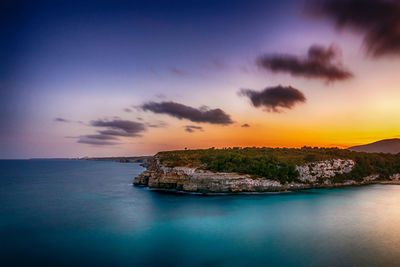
[168,66,187,76]
[256,44,353,82]
[76,119,145,146]
[91,119,146,137]
[312,0,400,57]
[241,123,250,128]
[77,134,120,145]
[184,125,204,133]
[77,138,119,146]
[123,108,132,113]
[55,118,88,125]
[96,130,133,137]
[54,117,70,123]
[82,134,118,140]
[239,85,306,112]
[141,101,233,125]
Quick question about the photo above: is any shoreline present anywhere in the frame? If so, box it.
[135,181,400,195]
[134,168,400,194]
[133,154,400,194]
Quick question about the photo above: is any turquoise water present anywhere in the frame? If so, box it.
[1,160,400,266]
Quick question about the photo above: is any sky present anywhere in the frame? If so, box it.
[1,0,400,158]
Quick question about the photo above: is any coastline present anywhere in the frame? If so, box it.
[136,178,400,195]
[133,155,400,194]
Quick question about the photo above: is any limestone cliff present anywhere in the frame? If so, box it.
[133,156,399,193]
[296,159,355,183]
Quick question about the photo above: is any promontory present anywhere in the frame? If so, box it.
[133,147,400,193]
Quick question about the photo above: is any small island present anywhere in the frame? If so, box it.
[134,147,400,193]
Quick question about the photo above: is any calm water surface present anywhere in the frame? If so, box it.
[1,160,400,266]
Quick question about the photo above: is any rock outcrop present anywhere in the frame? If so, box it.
[390,173,400,181]
[296,159,355,183]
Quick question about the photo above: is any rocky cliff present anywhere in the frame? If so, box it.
[296,159,355,183]
[133,156,399,193]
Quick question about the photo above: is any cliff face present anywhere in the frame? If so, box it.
[296,159,355,183]
[133,156,399,193]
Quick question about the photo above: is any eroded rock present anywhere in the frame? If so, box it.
[296,159,355,183]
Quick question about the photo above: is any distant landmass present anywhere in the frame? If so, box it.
[84,156,153,164]
[134,147,400,193]
[348,139,400,154]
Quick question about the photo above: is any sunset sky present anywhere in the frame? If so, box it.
[2,0,400,158]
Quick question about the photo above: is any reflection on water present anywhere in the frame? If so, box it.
[1,160,400,266]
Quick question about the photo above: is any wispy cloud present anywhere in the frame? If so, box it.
[140,101,233,125]
[155,93,166,99]
[202,59,228,71]
[168,66,187,76]
[256,44,353,82]
[241,123,250,128]
[239,85,306,113]
[184,125,204,133]
[146,120,168,128]
[54,117,70,123]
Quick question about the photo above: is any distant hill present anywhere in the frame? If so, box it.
[348,139,400,154]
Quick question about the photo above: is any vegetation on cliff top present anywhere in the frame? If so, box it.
[157,147,400,183]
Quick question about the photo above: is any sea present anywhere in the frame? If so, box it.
[1,159,400,266]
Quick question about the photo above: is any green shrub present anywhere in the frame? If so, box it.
[157,147,400,183]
